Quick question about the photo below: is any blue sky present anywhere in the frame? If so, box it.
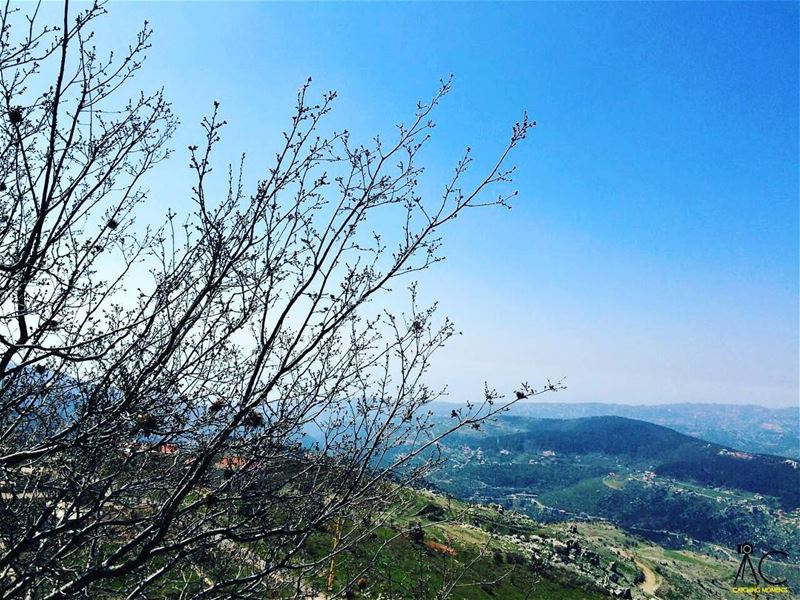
[76,2,797,406]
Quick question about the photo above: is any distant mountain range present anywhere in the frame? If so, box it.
[435,401,799,459]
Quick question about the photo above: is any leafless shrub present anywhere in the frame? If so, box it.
[0,2,559,597]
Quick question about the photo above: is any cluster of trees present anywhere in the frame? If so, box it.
[0,2,549,597]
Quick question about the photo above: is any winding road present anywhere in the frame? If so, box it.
[634,558,659,596]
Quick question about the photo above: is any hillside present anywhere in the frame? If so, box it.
[428,416,800,560]
[311,487,794,599]
[444,416,800,508]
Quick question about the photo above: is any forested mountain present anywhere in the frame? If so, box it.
[433,402,800,458]
[429,416,800,559]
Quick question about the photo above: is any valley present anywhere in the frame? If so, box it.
[421,414,800,595]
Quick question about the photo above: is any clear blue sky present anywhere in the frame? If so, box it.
[74,1,797,406]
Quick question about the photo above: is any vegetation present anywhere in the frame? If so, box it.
[1,2,794,598]
[0,2,555,597]
[429,417,800,558]
[293,486,794,600]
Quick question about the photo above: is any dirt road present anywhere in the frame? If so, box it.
[634,558,659,596]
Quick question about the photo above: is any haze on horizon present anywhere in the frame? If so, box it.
[72,2,797,408]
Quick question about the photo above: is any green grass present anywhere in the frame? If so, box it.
[663,549,704,565]
[291,490,608,599]
[602,476,625,490]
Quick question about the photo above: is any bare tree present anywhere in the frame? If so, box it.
[0,2,557,598]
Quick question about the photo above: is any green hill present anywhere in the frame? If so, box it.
[433,402,800,459]
[450,416,800,509]
[429,416,800,560]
